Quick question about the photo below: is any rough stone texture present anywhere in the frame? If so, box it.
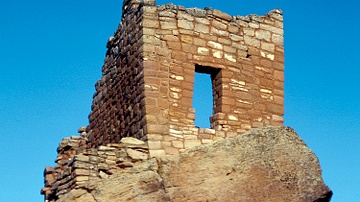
[57,160,169,202]
[159,126,332,202]
[86,0,147,147]
[50,127,332,202]
[86,0,285,157]
[41,135,150,201]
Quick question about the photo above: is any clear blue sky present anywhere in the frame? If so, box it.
[0,0,358,201]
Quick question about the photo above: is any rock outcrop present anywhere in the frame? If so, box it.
[54,126,332,202]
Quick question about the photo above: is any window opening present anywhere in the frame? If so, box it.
[192,65,219,128]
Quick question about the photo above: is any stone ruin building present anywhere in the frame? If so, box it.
[41,0,284,201]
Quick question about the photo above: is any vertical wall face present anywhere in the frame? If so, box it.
[141,4,284,156]
[86,1,148,148]
[86,0,284,156]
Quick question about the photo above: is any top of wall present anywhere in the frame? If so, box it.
[122,0,283,24]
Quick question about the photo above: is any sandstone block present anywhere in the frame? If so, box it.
[179,28,197,36]
[45,174,56,186]
[228,114,238,121]
[177,12,195,21]
[260,24,283,35]
[147,140,162,149]
[74,176,88,182]
[268,9,283,21]
[275,51,284,62]
[160,21,177,30]
[194,23,209,34]
[224,53,236,63]
[199,133,212,139]
[73,161,92,170]
[159,11,176,18]
[77,126,86,133]
[167,41,181,50]
[237,50,249,60]
[197,47,209,56]
[255,29,271,41]
[180,35,193,44]
[212,50,223,59]
[149,149,166,158]
[204,128,216,134]
[228,25,239,33]
[267,103,284,114]
[195,17,210,25]
[172,141,184,148]
[73,169,90,177]
[193,38,206,46]
[261,42,275,52]
[272,114,284,122]
[241,123,252,130]
[207,41,223,50]
[213,9,232,21]
[161,141,171,147]
[274,70,284,81]
[98,146,115,151]
[164,146,179,155]
[271,93,282,104]
[146,124,168,134]
[146,134,164,141]
[260,51,275,60]
[224,45,236,54]
[126,148,148,160]
[243,28,255,36]
[44,166,56,174]
[73,154,89,163]
[161,35,180,41]
[244,36,260,48]
[249,22,259,28]
[212,20,227,30]
[218,37,231,45]
[184,140,201,149]
[272,34,284,46]
[215,131,226,137]
[178,19,194,30]
[142,19,159,28]
[183,135,198,140]
[210,27,229,37]
[142,35,161,45]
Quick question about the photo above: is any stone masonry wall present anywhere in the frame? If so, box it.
[141,2,284,157]
[41,132,149,202]
[86,0,149,147]
[85,0,284,157]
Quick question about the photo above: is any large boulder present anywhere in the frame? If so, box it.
[57,126,332,202]
[159,126,332,202]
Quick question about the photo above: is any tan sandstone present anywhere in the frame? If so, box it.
[53,127,332,202]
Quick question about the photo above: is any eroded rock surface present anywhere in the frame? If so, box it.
[57,126,332,202]
[58,171,168,202]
